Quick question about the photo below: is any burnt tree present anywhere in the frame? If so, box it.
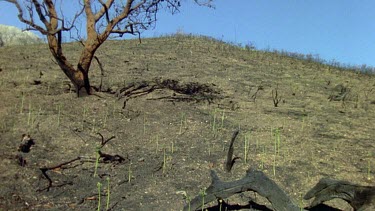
[4,0,213,96]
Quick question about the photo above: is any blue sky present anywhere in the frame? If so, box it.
[1,0,375,67]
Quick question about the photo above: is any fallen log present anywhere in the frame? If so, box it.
[183,168,303,211]
[304,177,375,211]
[184,169,375,211]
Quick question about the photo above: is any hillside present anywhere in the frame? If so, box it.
[0,35,374,210]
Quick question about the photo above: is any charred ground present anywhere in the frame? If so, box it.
[0,35,374,210]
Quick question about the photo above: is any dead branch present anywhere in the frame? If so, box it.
[96,133,128,164]
[94,56,105,92]
[224,130,240,172]
[184,168,303,211]
[185,170,375,211]
[98,150,128,164]
[18,134,35,153]
[37,156,84,192]
[96,132,116,148]
[304,177,375,211]
[272,87,281,107]
[251,85,264,102]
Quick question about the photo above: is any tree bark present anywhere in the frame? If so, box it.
[46,32,91,96]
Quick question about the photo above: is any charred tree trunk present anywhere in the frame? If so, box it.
[47,30,101,96]
[76,42,101,96]
[8,0,195,97]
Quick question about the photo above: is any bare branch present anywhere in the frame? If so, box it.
[96,0,137,40]
[83,0,97,37]
[32,0,48,24]
[5,0,48,34]
[194,0,215,8]
[95,0,115,22]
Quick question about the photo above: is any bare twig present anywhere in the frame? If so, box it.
[97,132,116,148]
[272,86,282,107]
[224,130,240,172]
[37,156,84,192]
[251,85,264,102]
[94,56,105,92]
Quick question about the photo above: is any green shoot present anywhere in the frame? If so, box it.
[112,101,116,116]
[97,182,102,211]
[143,114,146,135]
[91,118,96,133]
[273,154,276,176]
[103,109,108,128]
[260,146,265,170]
[128,164,132,183]
[94,146,100,177]
[301,116,305,131]
[27,102,32,126]
[273,128,281,155]
[46,83,50,95]
[183,192,191,211]
[200,188,207,211]
[155,135,159,153]
[212,109,217,137]
[220,109,225,128]
[368,157,372,180]
[57,104,61,127]
[106,177,110,210]
[244,133,249,163]
[163,148,167,174]
[188,197,191,211]
[32,106,42,128]
[20,93,25,114]
[179,112,186,134]
[368,151,372,180]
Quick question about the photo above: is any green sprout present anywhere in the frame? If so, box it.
[97,182,102,211]
[106,177,110,210]
[143,114,146,135]
[179,112,186,135]
[368,160,371,180]
[273,128,281,155]
[155,135,159,153]
[199,188,207,211]
[368,154,372,181]
[20,92,25,114]
[128,164,132,183]
[94,146,100,177]
[220,110,225,128]
[171,141,174,154]
[27,102,32,126]
[212,109,217,137]
[163,148,167,174]
[57,104,61,127]
[244,132,250,163]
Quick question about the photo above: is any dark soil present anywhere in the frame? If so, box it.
[0,35,374,210]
